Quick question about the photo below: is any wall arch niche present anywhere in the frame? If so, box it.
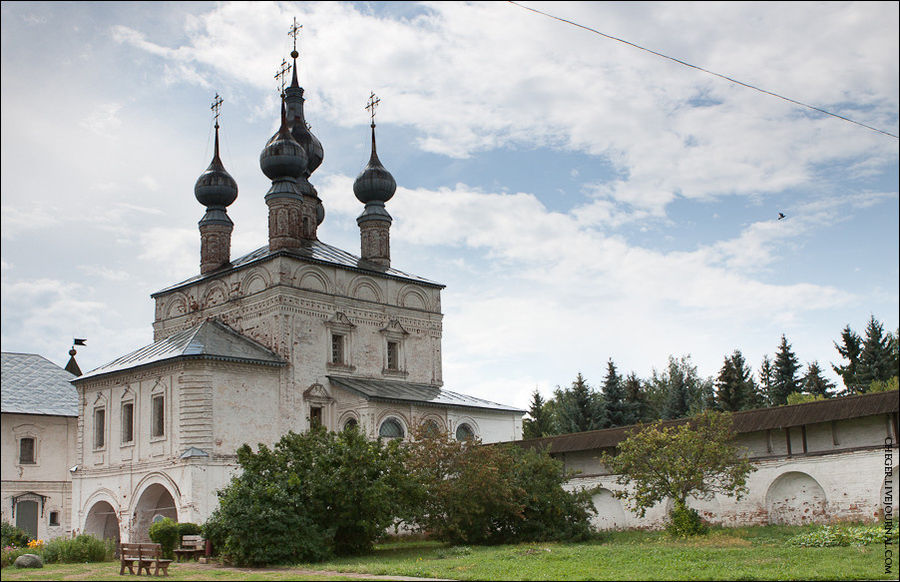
[591,488,628,530]
[765,471,827,525]
[84,500,120,543]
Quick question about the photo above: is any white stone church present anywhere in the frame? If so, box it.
[2,50,523,544]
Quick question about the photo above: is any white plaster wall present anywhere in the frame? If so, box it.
[1,412,76,540]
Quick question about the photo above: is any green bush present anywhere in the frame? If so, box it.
[789,524,897,547]
[177,522,202,538]
[148,518,180,559]
[665,501,709,537]
[41,534,112,563]
[1,522,31,548]
[209,427,414,566]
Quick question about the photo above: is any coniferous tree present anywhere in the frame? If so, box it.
[555,373,604,434]
[602,359,633,428]
[522,389,553,439]
[858,316,893,389]
[715,350,757,411]
[802,361,835,398]
[623,372,653,423]
[659,356,706,420]
[758,354,776,406]
[772,335,801,406]
[832,324,863,394]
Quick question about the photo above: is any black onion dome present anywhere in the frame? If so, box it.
[353,126,396,204]
[260,100,307,180]
[285,57,324,176]
[195,126,238,207]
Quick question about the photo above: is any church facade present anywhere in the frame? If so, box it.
[67,50,523,543]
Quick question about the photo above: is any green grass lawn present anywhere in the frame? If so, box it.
[2,524,896,581]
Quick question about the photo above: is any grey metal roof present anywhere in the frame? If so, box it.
[328,376,525,413]
[152,240,443,297]
[2,352,78,416]
[76,320,286,382]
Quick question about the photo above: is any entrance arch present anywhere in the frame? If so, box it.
[766,471,827,525]
[84,500,120,543]
[132,483,178,542]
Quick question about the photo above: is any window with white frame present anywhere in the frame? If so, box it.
[151,394,165,438]
[93,408,106,449]
[19,437,36,464]
[331,333,345,365]
[122,401,134,444]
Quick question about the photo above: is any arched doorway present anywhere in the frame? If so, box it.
[132,484,177,542]
[84,500,120,543]
[591,488,628,530]
[766,471,827,525]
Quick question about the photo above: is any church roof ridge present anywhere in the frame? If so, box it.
[152,239,444,297]
[75,319,286,382]
[2,352,78,416]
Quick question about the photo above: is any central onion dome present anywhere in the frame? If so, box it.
[195,125,238,208]
[353,125,396,204]
[286,50,324,177]
[260,100,307,179]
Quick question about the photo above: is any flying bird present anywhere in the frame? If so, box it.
[777,212,786,220]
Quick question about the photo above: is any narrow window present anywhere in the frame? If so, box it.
[387,341,399,371]
[331,334,345,365]
[122,402,134,444]
[19,437,35,464]
[94,408,106,449]
[151,395,165,438]
[310,406,323,428]
[49,511,60,526]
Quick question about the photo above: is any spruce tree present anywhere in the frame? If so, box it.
[715,350,756,411]
[832,324,862,394]
[758,354,776,407]
[802,361,835,398]
[556,373,604,434]
[601,360,626,427]
[624,372,653,423]
[522,389,552,439]
[858,316,893,389]
[772,335,801,405]
[661,356,692,420]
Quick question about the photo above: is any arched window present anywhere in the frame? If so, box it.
[343,418,358,432]
[379,418,404,439]
[422,419,441,438]
[455,423,475,442]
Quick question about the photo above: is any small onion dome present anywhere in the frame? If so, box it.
[353,125,396,204]
[285,55,324,176]
[195,125,238,208]
[260,99,307,180]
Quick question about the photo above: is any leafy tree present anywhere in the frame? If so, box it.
[868,376,899,393]
[601,411,755,535]
[624,372,655,423]
[404,427,595,544]
[786,392,828,405]
[207,427,414,566]
[800,361,835,399]
[832,324,863,394]
[602,359,636,427]
[522,389,552,439]
[715,350,757,411]
[772,335,801,405]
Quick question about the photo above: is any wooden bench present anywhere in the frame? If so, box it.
[118,542,172,576]
[173,534,206,562]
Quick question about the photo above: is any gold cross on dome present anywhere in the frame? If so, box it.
[210,93,223,124]
[289,18,302,53]
[274,59,292,93]
[366,91,380,126]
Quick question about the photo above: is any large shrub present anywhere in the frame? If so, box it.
[177,522,202,538]
[41,534,112,563]
[148,518,180,559]
[1,522,31,548]
[404,427,596,544]
[207,426,414,566]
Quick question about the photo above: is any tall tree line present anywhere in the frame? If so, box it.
[522,316,898,439]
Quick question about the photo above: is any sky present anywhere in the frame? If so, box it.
[1,1,898,411]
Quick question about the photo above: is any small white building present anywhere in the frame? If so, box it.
[1,352,79,541]
[67,51,523,543]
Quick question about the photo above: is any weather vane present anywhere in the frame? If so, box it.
[366,91,380,127]
[211,93,223,127]
[274,59,292,94]
[289,17,302,57]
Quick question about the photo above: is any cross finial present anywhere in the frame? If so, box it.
[211,93,223,127]
[289,18,302,55]
[275,59,292,94]
[366,91,380,127]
